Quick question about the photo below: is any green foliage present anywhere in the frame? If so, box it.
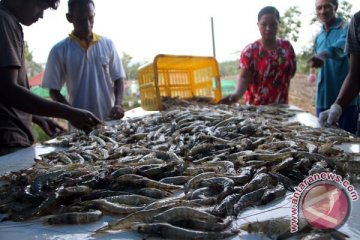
[218,60,239,77]
[338,0,353,21]
[296,44,314,74]
[127,62,142,80]
[279,6,302,42]
[24,42,43,78]
[122,52,142,80]
[32,125,50,143]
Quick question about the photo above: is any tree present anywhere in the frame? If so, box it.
[337,0,353,21]
[24,41,43,78]
[279,6,302,42]
[127,62,142,80]
[296,44,314,73]
[121,52,133,73]
[121,52,142,80]
[219,60,239,77]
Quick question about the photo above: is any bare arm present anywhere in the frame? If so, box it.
[0,67,71,118]
[218,68,251,104]
[234,68,251,99]
[308,52,328,68]
[110,78,125,119]
[114,78,124,106]
[32,115,65,136]
[49,89,69,105]
[335,53,360,108]
[0,67,101,131]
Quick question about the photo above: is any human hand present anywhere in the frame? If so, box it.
[110,105,125,120]
[34,117,65,137]
[69,109,102,133]
[218,94,240,105]
[308,53,327,68]
[307,68,316,84]
[318,104,342,127]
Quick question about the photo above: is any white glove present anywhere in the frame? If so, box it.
[318,103,342,127]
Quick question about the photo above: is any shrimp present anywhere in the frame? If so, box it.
[133,222,238,240]
[46,210,102,225]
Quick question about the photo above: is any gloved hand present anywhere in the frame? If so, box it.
[318,103,342,127]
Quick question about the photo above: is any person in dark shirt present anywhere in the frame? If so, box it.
[0,0,101,156]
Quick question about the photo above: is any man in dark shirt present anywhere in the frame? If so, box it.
[0,0,101,156]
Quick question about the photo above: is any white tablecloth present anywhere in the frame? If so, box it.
[0,107,359,240]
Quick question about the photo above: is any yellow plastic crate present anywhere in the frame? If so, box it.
[138,54,222,111]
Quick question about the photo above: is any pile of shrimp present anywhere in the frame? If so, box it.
[0,99,358,239]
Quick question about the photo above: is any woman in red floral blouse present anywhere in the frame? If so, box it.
[219,6,297,105]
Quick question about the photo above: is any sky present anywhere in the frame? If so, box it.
[23,0,360,64]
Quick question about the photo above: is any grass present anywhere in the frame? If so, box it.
[32,125,50,143]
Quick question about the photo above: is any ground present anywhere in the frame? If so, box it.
[289,73,317,115]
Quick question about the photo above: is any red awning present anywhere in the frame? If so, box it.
[29,71,44,87]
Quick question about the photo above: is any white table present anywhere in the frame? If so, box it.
[0,107,359,240]
[0,107,159,175]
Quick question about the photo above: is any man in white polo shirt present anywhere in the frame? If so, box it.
[42,0,126,122]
